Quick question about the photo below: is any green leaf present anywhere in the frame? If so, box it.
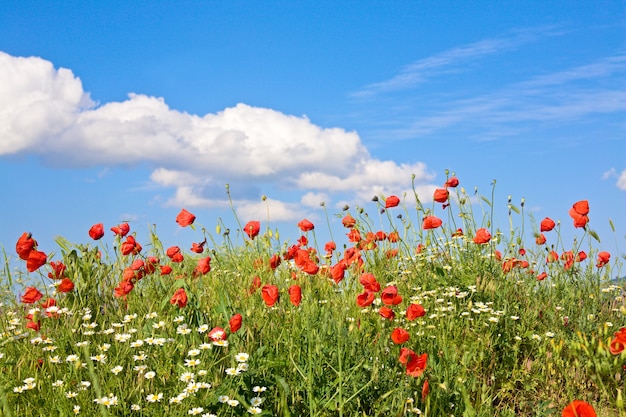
[54,236,73,253]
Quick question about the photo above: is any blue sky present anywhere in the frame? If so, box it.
[0,1,624,268]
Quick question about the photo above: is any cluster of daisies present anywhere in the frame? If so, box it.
[2,307,269,415]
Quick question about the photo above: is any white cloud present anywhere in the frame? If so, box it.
[0,51,93,154]
[296,160,434,199]
[602,168,626,191]
[300,192,329,208]
[235,198,303,224]
[0,51,437,220]
[602,168,617,180]
[150,168,204,188]
[617,170,626,191]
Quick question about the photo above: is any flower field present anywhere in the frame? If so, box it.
[0,175,623,416]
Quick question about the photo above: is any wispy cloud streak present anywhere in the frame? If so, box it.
[362,53,626,141]
[351,26,564,98]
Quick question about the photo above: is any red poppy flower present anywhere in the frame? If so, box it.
[41,298,56,309]
[26,249,47,272]
[110,222,130,237]
[381,286,403,305]
[406,352,428,377]
[297,235,309,247]
[297,219,315,232]
[422,379,430,400]
[359,273,380,293]
[452,228,463,238]
[422,216,442,230]
[56,278,75,293]
[120,236,142,256]
[166,246,181,258]
[540,218,556,232]
[130,259,145,271]
[379,306,395,320]
[266,254,280,269]
[388,231,400,242]
[190,240,206,254]
[88,223,104,240]
[160,265,173,275]
[415,243,425,254]
[398,347,414,364]
[501,259,517,274]
[229,313,242,333]
[170,288,188,308]
[445,177,459,188]
[288,285,302,307]
[576,251,587,262]
[344,247,362,266]
[536,233,546,245]
[347,228,361,242]
[261,285,279,307]
[166,246,183,263]
[114,281,134,298]
[208,327,226,341]
[281,244,297,261]
[324,241,336,256]
[561,251,575,270]
[547,250,559,263]
[146,258,160,274]
[294,249,319,275]
[330,262,347,284]
[562,400,596,417]
[176,208,196,227]
[356,291,375,307]
[301,260,319,275]
[21,287,43,304]
[433,188,449,203]
[473,228,491,244]
[596,251,610,268]
[342,214,356,228]
[244,221,261,239]
[609,327,626,355]
[47,261,66,280]
[406,303,426,321]
[391,327,410,344]
[194,257,211,275]
[536,272,548,281]
[569,201,590,228]
[569,211,589,228]
[16,232,37,260]
[122,267,135,282]
[26,317,41,332]
[571,200,590,216]
[385,195,400,208]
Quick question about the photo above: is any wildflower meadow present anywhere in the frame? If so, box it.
[1,174,623,417]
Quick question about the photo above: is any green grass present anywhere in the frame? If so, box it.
[0,178,623,416]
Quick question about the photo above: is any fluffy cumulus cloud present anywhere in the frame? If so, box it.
[0,52,437,219]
